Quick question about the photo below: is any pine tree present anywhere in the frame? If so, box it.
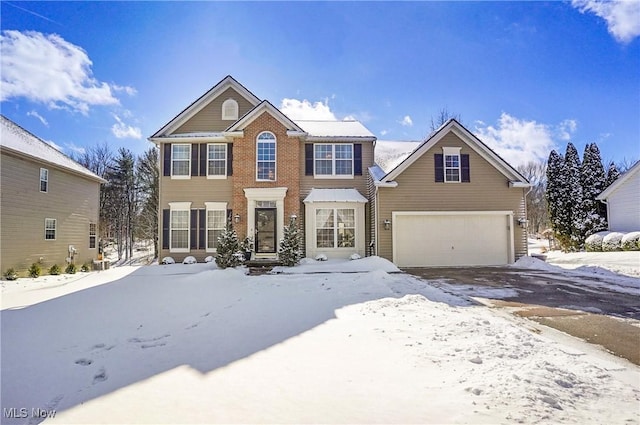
[278,217,302,266]
[215,221,243,269]
[546,150,571,249]
[606,162,621,188]
[580,143,607,237]
[565,143,584,250]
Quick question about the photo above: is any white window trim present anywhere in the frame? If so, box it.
[314,143,354,179]
[204,202,228,253]
[256,131,277,182]
[442,147,462,183]
[40,168,49,193]
[169,202,191,253]
[171,144,191,180]
[304,201,365,259]
[206,143,228,179]
[222,99,239,120]
[44,218,56,241]
[315,208,356,249]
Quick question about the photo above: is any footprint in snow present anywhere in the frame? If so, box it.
[469,356,483,364]
[75,358,93,366]
[93,368,107,384]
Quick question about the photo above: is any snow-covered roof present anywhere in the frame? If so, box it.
[597,160,640,201]
[368,165,387,182]
[303,188,368,203]
[294,120,376,139]
[165,132,225,138]
[0,116,105,183]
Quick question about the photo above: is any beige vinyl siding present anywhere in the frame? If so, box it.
[0,151,101,274]
[173,88,256,134]
[376,133,527,261]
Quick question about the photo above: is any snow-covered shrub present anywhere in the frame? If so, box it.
[584,232,608,252]
[215,222,243,269]
[4,268,18,281]
[49,264,61,275]
[80,263,90,272]
[350,253,361,260]
[161,256,175,265]
[28,263,41,278]
[315,254,328,261]
[65,263,77,274]
[602,232,624,252]
[204,256,215,263]
[182,256,197,264]
[279,217,302,266]
[621,232,640,251]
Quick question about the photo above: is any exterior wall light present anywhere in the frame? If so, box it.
[234,214,241,223]
[383,219,391,230]
[290,213,298,223]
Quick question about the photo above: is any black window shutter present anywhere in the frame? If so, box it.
[305,144,314,176]
[162,209,170,249]
[226,209,233,224]
[354,144,362,175]
[461,154,470,182]
[191,144,198,176]
[434,154,444,182]
[199,144,207,177]
[163,144,171,177]
[227,144,233,176]
[190,209,198,249]
[198,209,206,250]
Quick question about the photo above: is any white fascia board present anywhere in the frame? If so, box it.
[305,136,377,142]
[374,180,398,188]
[222,131,244,138]
[287,130,308,137]
[509,181,531,188]
[597,161,640,200]
[150,135,228,143]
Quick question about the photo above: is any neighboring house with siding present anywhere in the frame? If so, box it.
[370,119,530,267]
[149,76,376,263]
[597,160,640,232]
[0,115,105,274]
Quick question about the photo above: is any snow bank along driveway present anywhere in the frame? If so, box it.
[2,258,639,424]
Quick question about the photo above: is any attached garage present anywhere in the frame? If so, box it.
[392,211,514,267]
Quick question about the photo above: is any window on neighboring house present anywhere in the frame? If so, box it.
[314,144,353,177]
[222,99,239,120]
[206,209,226,251]
[442,147,461,183]
[40,168,48,192]
[89,223,97,248]
[207,144,227,177]
[315,208,355,248]
[256,132,276,181]
[45,218,56,240]
[170,210,190,251]
[171,144,191,177]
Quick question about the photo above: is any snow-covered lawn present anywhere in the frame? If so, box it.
[2,257,639,424]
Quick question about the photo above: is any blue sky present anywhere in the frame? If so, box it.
[1,1,639,168]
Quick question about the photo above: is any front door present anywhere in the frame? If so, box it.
[255,208,277,254]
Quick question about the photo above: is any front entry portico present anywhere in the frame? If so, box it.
[244,187,288,259]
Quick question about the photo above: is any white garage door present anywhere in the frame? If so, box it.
[393,212,512,267]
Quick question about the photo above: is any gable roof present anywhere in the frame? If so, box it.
[377,119,529,187]
[225,100,306,134]
[597,160,640,201]
[0,115,105,183]
[294,120,376,140]
[150,75,261,138]
[303,188,368,203]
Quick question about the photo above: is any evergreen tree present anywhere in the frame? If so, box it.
[105,148,137,260]
[546,150,571,249]
[580,143,607,237]
[215,221,243,269]
[605,162,621,188]
[565,143,584,250]
[136,147,159,259]
[279,217,302,266]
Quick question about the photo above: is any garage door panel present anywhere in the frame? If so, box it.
[393,213,510,267]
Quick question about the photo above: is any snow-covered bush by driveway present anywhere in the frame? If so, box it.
[622,232,640,251]
[585,232,608,252]
[161,257,175,265]
[182,256,197,265]
[602,232,624,252]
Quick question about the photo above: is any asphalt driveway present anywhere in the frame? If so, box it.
[404,266,640,365]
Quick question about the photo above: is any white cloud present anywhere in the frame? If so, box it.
[111,115,142,139]
[0,30,134,114]
[572,0,640,43]
[27,110,48,127]
[279,98,337,120]
[112,84,137,96]
[380,129,388,136]
[399,115,413,127]
[44,139,63,151]
[558,119,578,141]
[473,113,571,167]
[64,142,86,155]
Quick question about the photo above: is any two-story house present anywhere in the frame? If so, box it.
[0,115,105,275]
[149,76,376,263]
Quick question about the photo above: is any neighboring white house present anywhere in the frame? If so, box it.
[597,161,640,232]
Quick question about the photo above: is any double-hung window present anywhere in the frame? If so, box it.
[205,203,227,252]
[171,144,191,178]
[314,144,353,177]
[170,209,190,251]
[40,168,48,192]
[89,223,97,248]
[256,132,276,181]
[207,144,227,178]
[315,208,355,248]
[45,218,56,240]
[443,147,461,183]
